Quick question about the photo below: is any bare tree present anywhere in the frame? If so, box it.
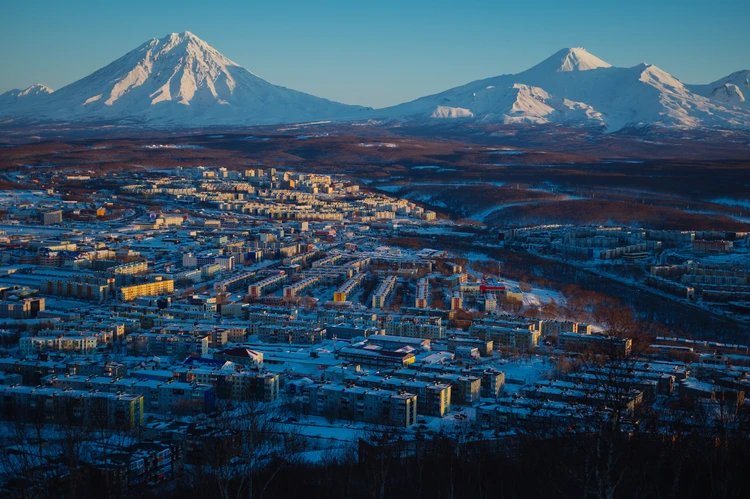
[192,401,304,499]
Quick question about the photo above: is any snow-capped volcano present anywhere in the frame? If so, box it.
[374,48,750,130]
[0,31,369,125]
[528,47,612,73]
[2,40,749,131]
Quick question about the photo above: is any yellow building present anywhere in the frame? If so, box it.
[119,280,174,301]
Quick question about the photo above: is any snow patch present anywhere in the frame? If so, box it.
[711,197,750,209]
[430,106,474,119]
[358,142,399,148]
[142,144,204,149]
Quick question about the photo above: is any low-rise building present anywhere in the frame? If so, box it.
[0,297,45,318]
[126,333,209,357]
[558,332,632,357]
[470,324,540,350]
[304,383,418,427]
[0,385,143,429]
[44,375,216,415]
[338,346,416,369]
[20,335,98,356]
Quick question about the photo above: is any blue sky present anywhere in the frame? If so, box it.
[2,0,748,108]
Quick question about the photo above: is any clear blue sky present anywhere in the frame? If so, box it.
[2,0,748,108]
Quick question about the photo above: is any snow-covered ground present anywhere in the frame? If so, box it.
[462,251,566,308]
[488,150,525,155]
[711,197,750,209]
[0,190,57,206]
[279,416,368,443]
[491,355,553,393]
[411,165,457,172]
[521,285,566,308]
[142,144,204,149]
[358,142,398,148]
[0,224,70,236]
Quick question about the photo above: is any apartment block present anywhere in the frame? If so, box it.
[248,273,288,297]
[119,279,175,301]
[214,272,257,293]
[20,335,98,356]
[257,324,326,344]
[304,383,418,427]
[42,275,115,302]
[283,276,320,298]
[126,333,209,357]
[372,275,397,308]
[558,332,632,357]
[469,324,540,350]
[0,297,45,319]
[0,385,143,429]
[415,277,429,309]
[44,375,216,415]
[334,272,365,302]
[335,372,451,417]
[384,316,445,340]
[338,346,416,369]
[42,210,63,225]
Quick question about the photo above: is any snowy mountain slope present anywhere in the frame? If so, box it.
[688,70,749,109]
[423,83,605,126]
[374,48,750,130]
[0,32,369,125]
[0,84,54,115]
[2,41,750,131]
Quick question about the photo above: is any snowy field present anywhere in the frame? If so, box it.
[358,142,398,148]
[494,355,554,393]
[0,190,56,206]
[142,144,204,149]
[0,224,69,236]
[462,250,566,308]
[711,197,750,209]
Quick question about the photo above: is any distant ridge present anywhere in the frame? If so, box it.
[373,47,750,130]
[1,35,749,131]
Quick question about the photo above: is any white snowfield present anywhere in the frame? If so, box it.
[1,35,749,131]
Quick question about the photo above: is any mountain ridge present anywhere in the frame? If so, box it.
[2,33,749,131]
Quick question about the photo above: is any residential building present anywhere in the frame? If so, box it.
[304,383,418,427]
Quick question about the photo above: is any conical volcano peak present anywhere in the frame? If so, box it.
[2,35,749,130]
[533,47,612,73]
[136,31,238,67]
[0,30,368,125]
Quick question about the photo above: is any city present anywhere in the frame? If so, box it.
[1,1,749,497]
[0,156,748,497]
